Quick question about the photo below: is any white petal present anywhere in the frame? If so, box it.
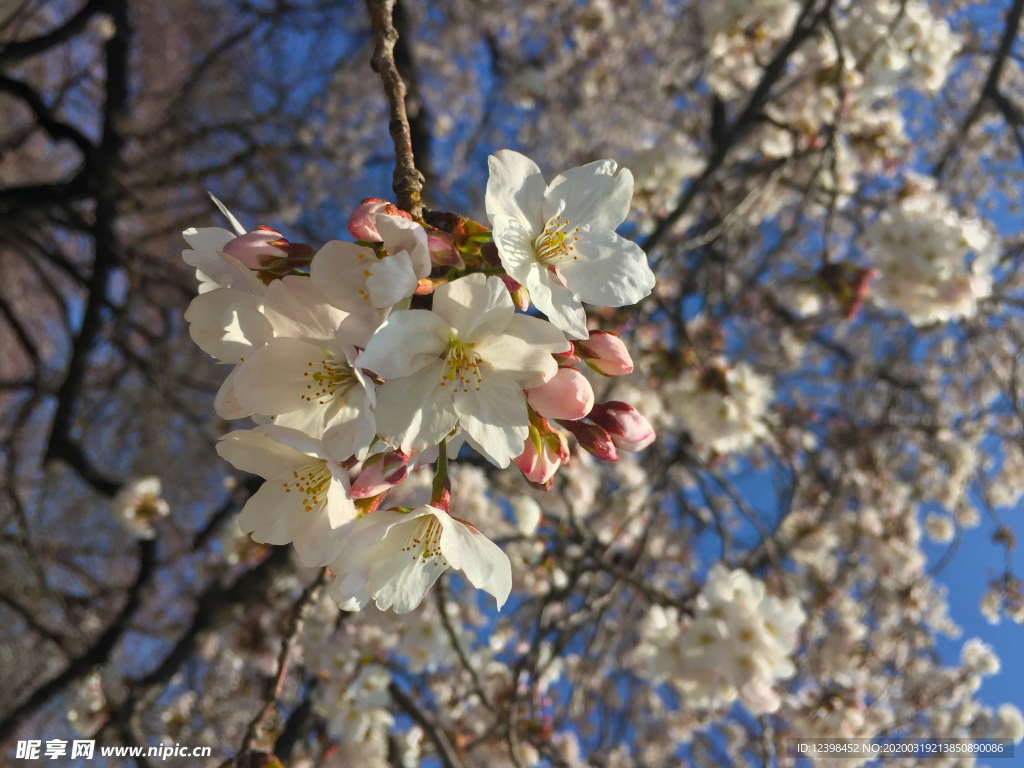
[207,192,246,234]
[525,267,589,340]
[453,373,529,468]
[491,214,539,285]
[310,240,378,312]
[185,288,272,364]
[183,226,234,254]
[262,275,349,341]
[367,251,419,308]
[371,551,448,613]
[376,214,431,277]
[375,361,459,454]
[356,310,448,379]
[273,407,328,437]
[236,464,347,566]
[253,424,328,458]
[216,427,310,479]
[292,475,356,566]
[327,507,443,613]
[237,476,307,546]
[214,366,254,420]
[503,312,570,353]
[321,389,377,460]
[334,310,383,354]
[558,230,656,307]
[437,515,512,609]
[232,337,328,419]
[182,231,262,294]
[543,160,634,231]
[432,274,513,341]
[473,314,566,388]
[485,149,546,231]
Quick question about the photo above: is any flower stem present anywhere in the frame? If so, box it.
[431,438,449,509]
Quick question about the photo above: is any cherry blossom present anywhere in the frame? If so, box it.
[216,426,358,567]
[356,273,569,467]
[486,149,656,339]
[327,505,512,613]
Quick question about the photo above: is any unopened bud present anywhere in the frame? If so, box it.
[499,275,530,311]
[558,419,619,462]
[350,451,410,499]
[555,344,581,366]
[427,229,463,267]
[588,401,656,452]
[526,368,594,421]
[576,331,634,376]
[348,198,411,242]
[515,431,565,487]
[223,227,288,270]
[515,416,570,488]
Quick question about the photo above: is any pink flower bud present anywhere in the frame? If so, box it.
[499,274,530,311]
[350,451,410,499]
[427,230,462,267]
[526,368,594,421]
[348,198,411,242]
[222,227,287,269]
[576,331,634,376]
[554,343,581,366]
[588,401,656,452]
[558,419,619,462]
[515,439,557,486]
[514,425,569,488]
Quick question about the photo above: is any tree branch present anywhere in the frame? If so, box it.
[0,0,111,65]
[43,0,130,492]
[642,0,833,254]
[364,0,425,217]
[0,538,156,742]
[388,681,464,768]
[237,569,327,757]
[932,0,1024,176]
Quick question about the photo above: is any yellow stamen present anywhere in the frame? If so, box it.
[534,214,581,266]
[301,354,357,405]
[439,338,483,393]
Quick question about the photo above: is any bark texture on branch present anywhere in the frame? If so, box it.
[365,0,426,218]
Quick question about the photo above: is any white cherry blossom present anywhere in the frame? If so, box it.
[112,476,170,539]
[356,273,569,467]
[311,214,431,313]
[486,149,655,339]
[216,426,358,567]
[327,504,512,613]
[225,275,377,458]
[182,228,272,363]
[863,177,995,326]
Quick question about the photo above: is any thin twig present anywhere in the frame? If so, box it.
[238,568,328,756]
[388,681,465,768]
[434,581,492,710]
[364,0,425,217]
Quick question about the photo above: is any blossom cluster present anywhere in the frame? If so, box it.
[863,174,996,325]
[695,0,961,224]
[667,359,773,455]
[181,151,657,613]
[634,565,805,714]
